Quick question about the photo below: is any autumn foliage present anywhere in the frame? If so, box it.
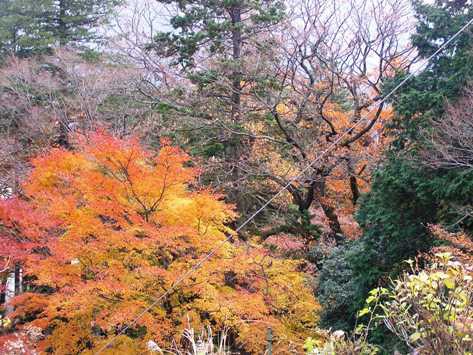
[0,131,319,353]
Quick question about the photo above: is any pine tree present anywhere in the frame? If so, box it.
[0,0,51,57]
[0,0,123,57]
[48,0,123,46]
[149,0,284,215]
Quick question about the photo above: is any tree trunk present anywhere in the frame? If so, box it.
[231,6,242,123]
[15,263,22,295]
[349,175,360,205]
[319,200,344,245]
[315,177,345,245]
[228,5,245,213]
[347,159,362,205]
[58,0,67,46]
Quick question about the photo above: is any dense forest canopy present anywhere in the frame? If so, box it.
[0,0,473,354]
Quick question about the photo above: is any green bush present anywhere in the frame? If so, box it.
[316,241,361,331]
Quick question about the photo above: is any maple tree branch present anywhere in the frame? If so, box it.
[0,256,11,273]
[271,108,307,161]
[107,153,152,221]
[149,164,171,214]
[341,101,385,147]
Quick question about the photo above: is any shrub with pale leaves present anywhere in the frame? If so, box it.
[360,253,473,354]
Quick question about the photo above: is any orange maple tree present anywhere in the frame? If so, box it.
[245,89,393,243]
[0,131,319,353]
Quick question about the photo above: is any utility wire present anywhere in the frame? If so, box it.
[96,15,473,354]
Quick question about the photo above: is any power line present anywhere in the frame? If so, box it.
[95,15,473,354]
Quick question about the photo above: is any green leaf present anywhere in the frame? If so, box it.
[409,332,422,342]
[303,337,317,352]
[357,307,370,317]
[354,324,366,335]
[444,278,455,289]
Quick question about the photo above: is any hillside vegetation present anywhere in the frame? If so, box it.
[1,0,473,354]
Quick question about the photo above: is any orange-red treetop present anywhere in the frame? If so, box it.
[1,131,319,353]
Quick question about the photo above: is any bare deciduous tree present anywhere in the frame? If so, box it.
[239,0,415,241]
[0,50,152,193]
[422,84,473,170]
